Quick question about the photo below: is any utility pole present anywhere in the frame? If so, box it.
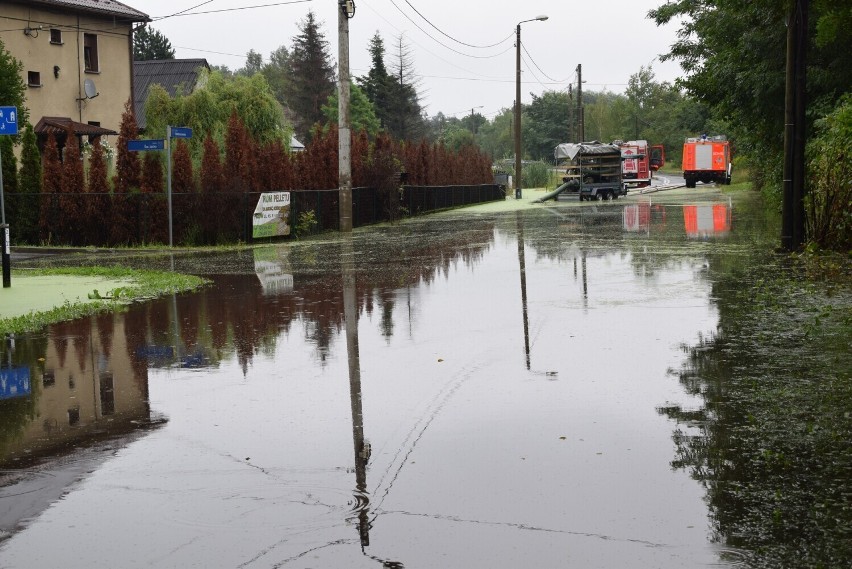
[338,0,355,232]
[781,0,808,251]
[576,64,584,142]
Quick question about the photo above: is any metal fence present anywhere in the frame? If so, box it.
[4,184,506,246]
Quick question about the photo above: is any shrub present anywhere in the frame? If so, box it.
[805,96,852,252]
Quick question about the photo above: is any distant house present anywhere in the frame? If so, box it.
[0,0,150,148]
[133,58,210,131]
[290,135,305,152]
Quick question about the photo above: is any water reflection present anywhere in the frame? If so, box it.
[683,203,732,239]
[1,203,778,567]
[659,240,852,567]
[1,314,163,539]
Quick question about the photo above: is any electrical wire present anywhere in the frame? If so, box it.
[153,0,215,21]
[152,0,314,20]
[520,42,570,84]
[384,0,510,60]
[400,0,513,49]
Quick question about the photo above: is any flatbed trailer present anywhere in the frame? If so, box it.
[553,142,628,201]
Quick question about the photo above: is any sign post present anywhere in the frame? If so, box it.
[127,127,191,249]
[166,126,192,248]
[0,106,19,288]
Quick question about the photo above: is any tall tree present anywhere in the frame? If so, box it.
[322,83,381,137]
[239,50,264,76]
[133,25,175,61]
[357,33,393,130]
[262,45,291,107]
[524,91,571,160]
[385,34,425,141]
[284,10,336,142]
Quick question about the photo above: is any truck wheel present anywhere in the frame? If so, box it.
[685,178,696,188]
[594,192,604,201]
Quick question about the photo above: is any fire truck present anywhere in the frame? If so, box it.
[615,140,665,188]
[682,135,732,187]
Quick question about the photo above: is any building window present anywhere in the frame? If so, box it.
[84,33,99,72]
[27,71,41,87]
[50,28,62,44]
[68,407,81,426]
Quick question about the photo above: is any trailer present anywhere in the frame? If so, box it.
[682,135,732,187]
[547,142,628,201]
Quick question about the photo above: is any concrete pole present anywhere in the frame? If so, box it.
[338,2,353,232]
[514,24,522,199]
[577,64,584,142]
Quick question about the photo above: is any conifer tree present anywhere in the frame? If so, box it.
[112,99,140,244]
[16,124,41,243]
[357,33,392,130]
[284,10,335,142]
[59,128,84,244]
[85,138,111,246]
[200,134,224,244]
[171,139,196,244]
[39,133,62,244]
[140,153,167,243]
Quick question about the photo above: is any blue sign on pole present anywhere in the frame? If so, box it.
[128,139,165,151]
[0,106,18,136]
[170,127,193,139]
[0,367,31,400]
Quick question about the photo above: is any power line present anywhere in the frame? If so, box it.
[400,0,513,49]
[384,0,511,59]
[521,43,569,84]
[153,0,313,21]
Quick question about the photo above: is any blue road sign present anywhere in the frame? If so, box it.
[128,139,165,151]
[0,367,31,400]
[170,127,193,139]
[0,106,19,136]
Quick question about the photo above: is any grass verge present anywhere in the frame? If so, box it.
[0,267,210,334]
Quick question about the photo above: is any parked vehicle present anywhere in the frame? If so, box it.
[551,142,628,201]
[682,135,732,187]
[614,140,665,188]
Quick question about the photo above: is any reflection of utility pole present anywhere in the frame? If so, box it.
[342,235,369,545]
[341,236,405,568]
[581,251,588,310]
[516,212,531,370]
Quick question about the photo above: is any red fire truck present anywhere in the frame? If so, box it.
[682,135,732,187]
[616,140,665,188]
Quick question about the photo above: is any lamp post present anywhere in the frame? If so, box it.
[514,15,548,199]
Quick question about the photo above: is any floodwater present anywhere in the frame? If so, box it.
[1,191,849,568]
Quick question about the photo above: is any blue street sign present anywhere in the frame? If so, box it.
[128,139,165,151]
[0,106,19,136]
[170,127,193,139]
[0,367,31,400]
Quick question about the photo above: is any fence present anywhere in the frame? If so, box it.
[4,184,506,247]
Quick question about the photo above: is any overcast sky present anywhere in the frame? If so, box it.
[151,0,686,120]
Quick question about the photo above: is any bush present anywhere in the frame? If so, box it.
[806,96,852,252]
[522,161,550,188]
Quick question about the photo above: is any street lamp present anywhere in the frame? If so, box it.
[514,15,548,199]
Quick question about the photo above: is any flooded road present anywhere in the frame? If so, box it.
[2,191,849,568]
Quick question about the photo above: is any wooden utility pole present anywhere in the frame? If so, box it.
[338,1,353,232]
[781,0,808,251]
